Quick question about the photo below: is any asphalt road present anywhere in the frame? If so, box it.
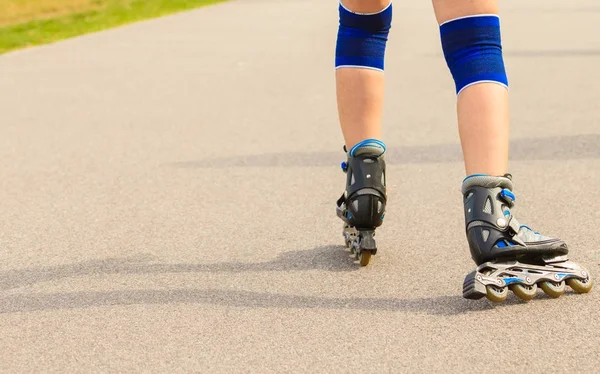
[1,0,599,372]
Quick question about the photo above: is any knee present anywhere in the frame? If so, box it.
[335,1,393,71]
[439,15,509,95]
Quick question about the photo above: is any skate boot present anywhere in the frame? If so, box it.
[461,174,593,302]
[336,139,387,266]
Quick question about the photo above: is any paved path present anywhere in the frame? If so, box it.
[1,0,599,372]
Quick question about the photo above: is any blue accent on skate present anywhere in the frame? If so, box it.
[462,173,489,183]
[440,15,508,95]
[556,273,570,280]
[495,240,515,248]
[341,161,348,172]
[348,139,386,157]
[502,277,523,285]
[503,210,511,217]
[520,224,541,235]
[336,2,392,71]
[501,189,515,201]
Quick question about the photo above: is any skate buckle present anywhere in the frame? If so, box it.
[542,255,569,264]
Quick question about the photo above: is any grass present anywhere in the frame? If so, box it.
[0,0,226,54]
[1,0,105,26]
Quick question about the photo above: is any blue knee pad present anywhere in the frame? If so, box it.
[440,15,508,95]
[335,2,392,71]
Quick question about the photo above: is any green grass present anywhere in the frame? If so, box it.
[0,0,226,54]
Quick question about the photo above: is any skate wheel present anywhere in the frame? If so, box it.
[540,280,565,298]
[567,277,593,294]
[510,283,538,301]
[485,285,508,303]
[359,250,372,266]
[343,224,356,251]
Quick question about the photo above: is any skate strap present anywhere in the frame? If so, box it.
[499,188,516,207]
[507,216,521,237]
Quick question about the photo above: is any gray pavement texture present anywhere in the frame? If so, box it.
[1,0,599,372]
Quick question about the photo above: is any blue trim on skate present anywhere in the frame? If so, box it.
[462,173,489,183]
[348,139,386,157]
[341,161,348,172]
[556,273,570,280]
[503,210,511,217]
[520,224,540,235]
[496,240,515,248]
[501,189,515,201]
[502,277,523,285]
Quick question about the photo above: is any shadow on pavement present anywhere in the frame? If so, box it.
[506,49,600,58]
[0,249,586,316]
[508,7,600,14]
[429,50,600,59]
[0,285,582,316]
[169,134,600,168]
[0,246,359,292]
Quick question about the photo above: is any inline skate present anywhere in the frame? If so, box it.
[336,139,387,266]
[461,174,593,302]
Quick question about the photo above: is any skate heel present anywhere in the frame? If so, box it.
[359,230,377,253]
[462,270,486,300]
[338,193,385,229]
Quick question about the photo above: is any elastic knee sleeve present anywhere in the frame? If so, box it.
[335,2,392,71]
[440,15,508,95]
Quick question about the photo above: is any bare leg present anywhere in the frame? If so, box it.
[335,1,392,266]
[336,0,391,150]
[436,2,595,302]
[432,0,509,176]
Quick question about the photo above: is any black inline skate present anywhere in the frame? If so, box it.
[461,174,593,302]
[336,139,387,266]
